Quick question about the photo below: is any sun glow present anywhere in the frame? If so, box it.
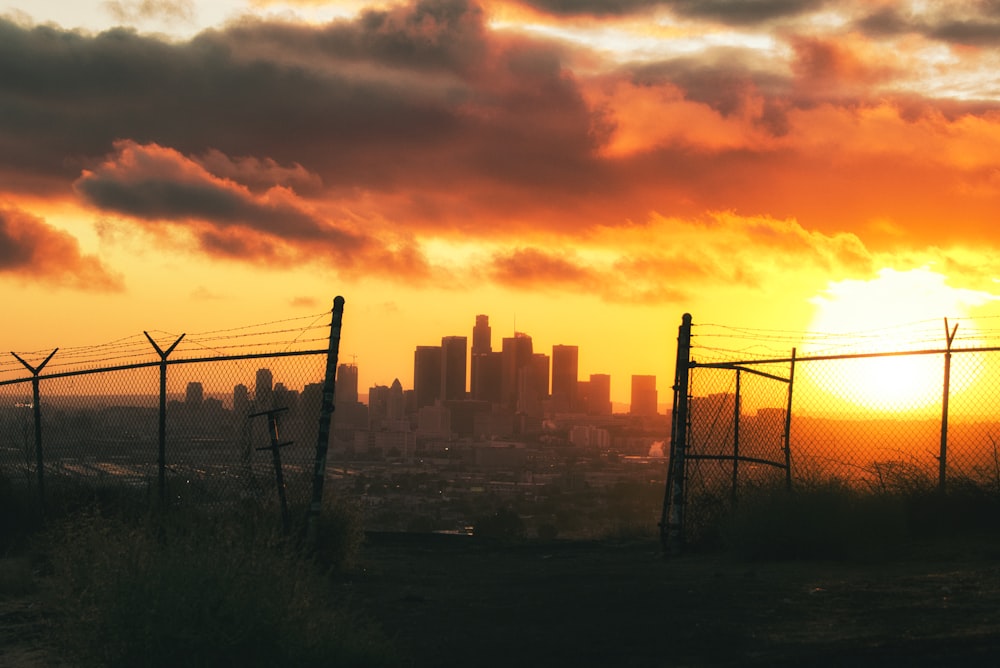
[805,268,997,413]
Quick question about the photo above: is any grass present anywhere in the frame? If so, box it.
[0,474,393,668]
[41,506,393,668]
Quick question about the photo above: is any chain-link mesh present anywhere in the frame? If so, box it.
[683,317,1000,506]
[0,312,333,514]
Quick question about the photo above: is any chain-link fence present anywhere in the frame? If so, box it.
[662,313,1000,548]
[0,308,341,517]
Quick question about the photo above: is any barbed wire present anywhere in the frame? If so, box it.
[1,310,333,379]
[691,315,994,363]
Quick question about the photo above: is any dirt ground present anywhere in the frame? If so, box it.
[344,533,1000,667]
[5,534,1000,666]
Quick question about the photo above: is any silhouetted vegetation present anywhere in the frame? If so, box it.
[40,506,391,668]
[0,470,390,667]
[472,506,527,541]
[703,475,1000,561]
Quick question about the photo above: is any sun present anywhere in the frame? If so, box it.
[804,268,994,414]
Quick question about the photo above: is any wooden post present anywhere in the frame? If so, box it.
[250,407,293,534]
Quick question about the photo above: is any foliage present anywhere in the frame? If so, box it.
[41,505,393,668]
[719,480,909,561]
[473,507,527,542]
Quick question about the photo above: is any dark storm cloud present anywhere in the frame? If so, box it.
[855,4,1000,47]
[70,141,437,276]
[0,205,123,290]
[74,142,342,243]
[0,0,603,221]
[514,0,829,23]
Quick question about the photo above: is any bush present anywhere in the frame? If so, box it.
[720,482,908,561]
[473,507,527,542]
[43,507,394,668]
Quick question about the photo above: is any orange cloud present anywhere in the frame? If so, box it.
[0,204,123,291]
[73,140,432,280]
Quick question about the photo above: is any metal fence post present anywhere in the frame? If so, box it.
[939,319,958,493]
[306,296,345,542]
[660,313,693,554]
[731,369,742,508]
[144,332,185,507]
[11,349,58,516]
[783,348,796,492]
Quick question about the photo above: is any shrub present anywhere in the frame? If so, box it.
[43,507,394,668]
[720,481,908,561]
[473,507,527,542]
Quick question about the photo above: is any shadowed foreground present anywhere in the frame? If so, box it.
[347,533,1000,667]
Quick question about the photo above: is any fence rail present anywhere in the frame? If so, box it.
[0,299,344,521]
[660,313,1000,552]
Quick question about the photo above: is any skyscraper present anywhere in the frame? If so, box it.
[588,373,612,416]
[472,315,491,355]
[413,345,442,409]
[233,383,250,416]
[517,352,549,417]
[255,368,273,409]
[551,344,579,412]
[471,315,492,401]
[630,375,658,416]
[185,381,204,406]
[335,363,359,405]
[441,335,468,401]
[473,351,503,404]
[501,332,533,411]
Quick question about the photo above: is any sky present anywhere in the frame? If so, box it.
[6,0,1000,403]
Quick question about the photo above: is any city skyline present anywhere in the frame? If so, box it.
[387,314,661,409]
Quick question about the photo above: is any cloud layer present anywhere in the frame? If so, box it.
[2,0,1000,298]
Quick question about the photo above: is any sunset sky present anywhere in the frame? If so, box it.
[6,0,1000,402]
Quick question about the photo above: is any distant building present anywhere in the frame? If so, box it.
[441,335,468,401]
[413,345,442,409]
[369,384,390,429]
[501,333,534,411]
[185,381,204,406]
[233,384,250,416]
[255,368,273,409]
[472,314,491,354]
[336,363,359,405]
[551,345,579,412]
[569,424,611,449]
[472,351,502,404]
[630,375,658,416]
[470,315,492,402]
[587,374,612,416]
[517,352,549,418]
[387,378,405,423]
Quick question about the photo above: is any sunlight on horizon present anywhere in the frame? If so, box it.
[803,267,998,414]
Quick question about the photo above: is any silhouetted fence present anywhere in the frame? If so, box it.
[661,313,1000,550]
[0,299,345,518]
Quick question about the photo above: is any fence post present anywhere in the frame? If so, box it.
[250,407,293,535]
[11,349,58,517]
[731,369,741,509]
[939,319,958,493]
[144,332,185,507]
[783,348,796,492]
[306,296,345,542]
[660,313,692,555]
